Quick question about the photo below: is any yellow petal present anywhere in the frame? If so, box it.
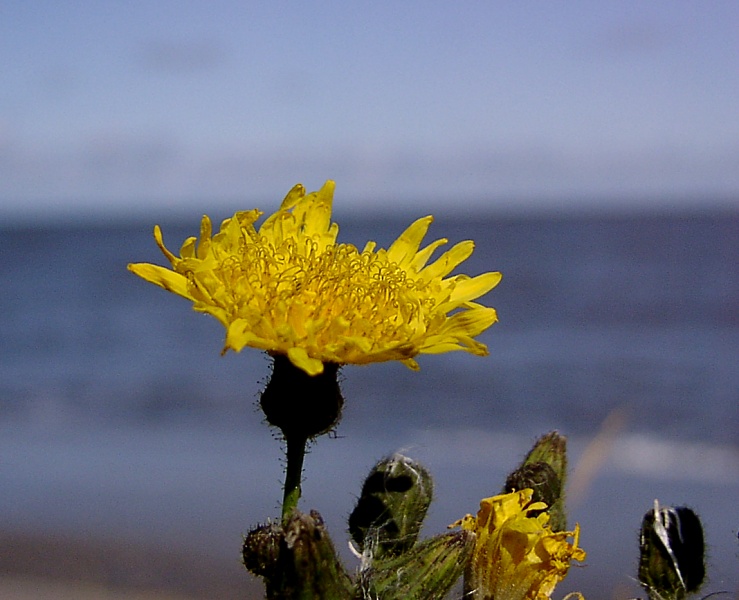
[387,216,433,266]
[420,240,474,281]
[279,183,307,211]
[438,305,498,338]
[153,225,178,265]
[287,347,324,376]
[197,215,212,259]
[217,213,247,253]
[225,319,274,353]
[417,341,465,354]
[401,357,420,371]
[446,272,502,305]
[362,240,377,253]
[293,180,335,239]
[409,237,448,272]
[128,263,191,299]
[180,236,197,259]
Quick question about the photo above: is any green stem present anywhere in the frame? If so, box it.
[281,434,308,521]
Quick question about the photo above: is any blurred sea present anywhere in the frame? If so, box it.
[1,209,737,598]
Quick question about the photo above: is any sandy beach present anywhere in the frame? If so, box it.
[0,577,196,600]
[0,530,264,600]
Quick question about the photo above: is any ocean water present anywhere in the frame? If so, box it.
[1,210,737,598]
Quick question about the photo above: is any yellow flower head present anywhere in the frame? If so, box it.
[452,489,586,600]
[128,180,501,376]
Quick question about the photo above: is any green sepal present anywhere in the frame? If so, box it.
[348,453,433,559]
[359,530,474,600]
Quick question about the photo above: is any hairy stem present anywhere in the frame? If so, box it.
[282,434,308,521]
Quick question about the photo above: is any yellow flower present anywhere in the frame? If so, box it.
[128,180,501,376]
[452,489,586,600]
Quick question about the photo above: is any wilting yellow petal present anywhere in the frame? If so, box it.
[453,489,586,600]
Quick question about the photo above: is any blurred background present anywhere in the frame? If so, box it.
[1,2,737,599]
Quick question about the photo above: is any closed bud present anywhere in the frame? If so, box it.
[638,500,706,600]
[505,431,568,530]
[349,453,433,559]
[252,510,353,600]
[260,355,344,440]
[360,530,474,600]
[504,462,560,514]
[242,521,283,580]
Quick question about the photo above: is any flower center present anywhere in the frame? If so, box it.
[210,234,439,347]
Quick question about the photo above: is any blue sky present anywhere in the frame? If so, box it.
[2,1,738,220]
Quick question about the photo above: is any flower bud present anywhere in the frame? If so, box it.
[282,510,353,598]
[244,511,353,599]
[242,521,283,580]
[638,500,706,600]
[504,462,560,513]
[504,431,568,530]
[348,454,433,559]
[260,354,344,440]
